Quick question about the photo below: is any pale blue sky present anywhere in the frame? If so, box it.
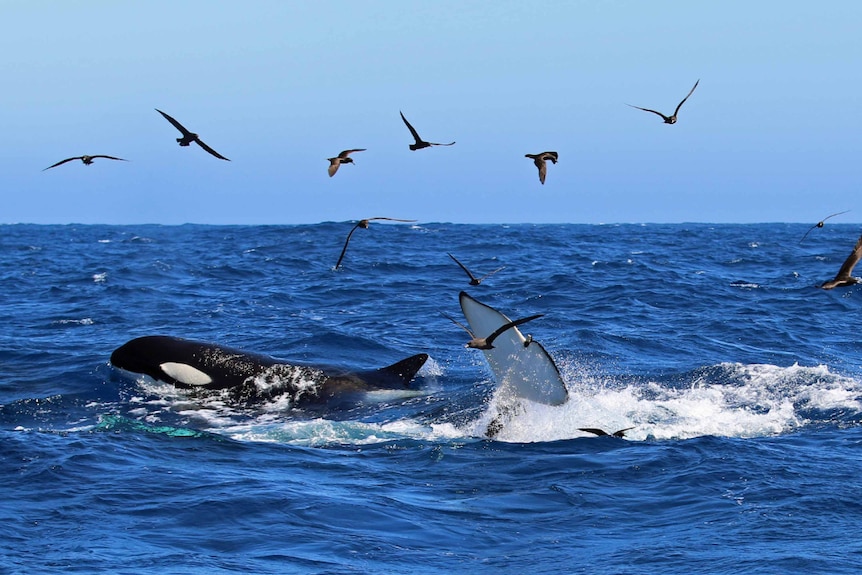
[2,1,859,224]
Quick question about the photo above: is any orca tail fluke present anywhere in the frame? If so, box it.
[371,353,429,388]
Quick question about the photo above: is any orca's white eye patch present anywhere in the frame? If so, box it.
[159,362,213,386]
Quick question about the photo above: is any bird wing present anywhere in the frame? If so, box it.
[42,157,81,171]
[399,111,423,143]
[542,151,559,163]
[448,253,478,282]
[429,141,456,146]
[334,222,363,269]
[328,158,341,177]
[90,155,128,162]
[484,314,544,347]
[155,109,192,137]
[366,217,417,223]
[194,138,230,161]
[442,313,475,338]
[673,79,700,116]
[338,149,366,158]
[533,157,547,184]
[833,233,862,281]
[477,266,505,283]
[627,104,671,122]
[799,224,820,244]
[800,211,850,243]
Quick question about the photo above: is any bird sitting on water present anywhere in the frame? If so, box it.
[327,149,366,177]
[443,312,543,350]
[43,155,128,171]
[524,151,558,185]
[819,232,862,290]
[627,79,699,124]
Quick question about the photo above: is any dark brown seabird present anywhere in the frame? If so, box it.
[443,312,544,350]
[327,149,366,177]
[819,232,862,290]
[155,109,230,161]
[799,210,850,243]
[524,151,558,185]
[399,111,455,150]
[579,427,635,438]
[447,253,505,286]
[627,79,700,124]
[334,217,417,269]
[43,155,128,171]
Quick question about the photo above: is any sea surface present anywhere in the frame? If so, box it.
[2,222,861,574]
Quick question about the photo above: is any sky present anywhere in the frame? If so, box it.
[2,1,860,225]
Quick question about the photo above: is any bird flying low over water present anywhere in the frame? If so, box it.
[327,149,366,177]
[443,312,544,350]
[800,210,851,243]
[447,253,505,286]
[155,109,230,161]
[627,79,700,124]
[819,232,862,290]
[524,151,558,184]
[334,217,417,269]
[399,111,455,150]
[43,155,128,171]
[579,427,635,438]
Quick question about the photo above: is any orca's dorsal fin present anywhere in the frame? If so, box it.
[372,353,429,388]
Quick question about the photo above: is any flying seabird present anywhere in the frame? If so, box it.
[447,253,504,286]
[443,312,544,350]
[800,210,851,243]
[334,217,417,269]
[399,111,455,150]
[155,109,230,161]
[819,232,862,290]
[579,427,635,438]
[627,79,700,124]
[43,155,128,171]
[524,151,558,184]
[327,149,366,177]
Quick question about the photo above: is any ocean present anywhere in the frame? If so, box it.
[1,222,861,574]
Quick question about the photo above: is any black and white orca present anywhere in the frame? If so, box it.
[110,335,428,406]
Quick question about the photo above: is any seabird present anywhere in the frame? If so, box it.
[334,217,417,269]
[327,149,366,177]
[155,109,230,161]
[800,210,850,243]
[579,427,634,438]
[43,155,128,171]
[819,232,862,290]
[447,253,504,286]
[627,79,700,124]
[524,151,558,184]
[443,312,543,350]
[400,111,455,150]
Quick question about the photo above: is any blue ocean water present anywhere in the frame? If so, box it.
[1,222,861,574]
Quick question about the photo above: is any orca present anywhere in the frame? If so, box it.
[110,335,428,407]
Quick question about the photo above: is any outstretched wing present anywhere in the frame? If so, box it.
[485,314,544,347]
[673,79,700,116]
[448,253,478,282]
[399,111,423,143]
[833,233,862,281]
[626,104,671,122]
[334,222,363,269]
[155,108,192,137]
[90,155,128,162]
[195,138,230,161]
[42,157,81,171]
[338,148,366,158]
